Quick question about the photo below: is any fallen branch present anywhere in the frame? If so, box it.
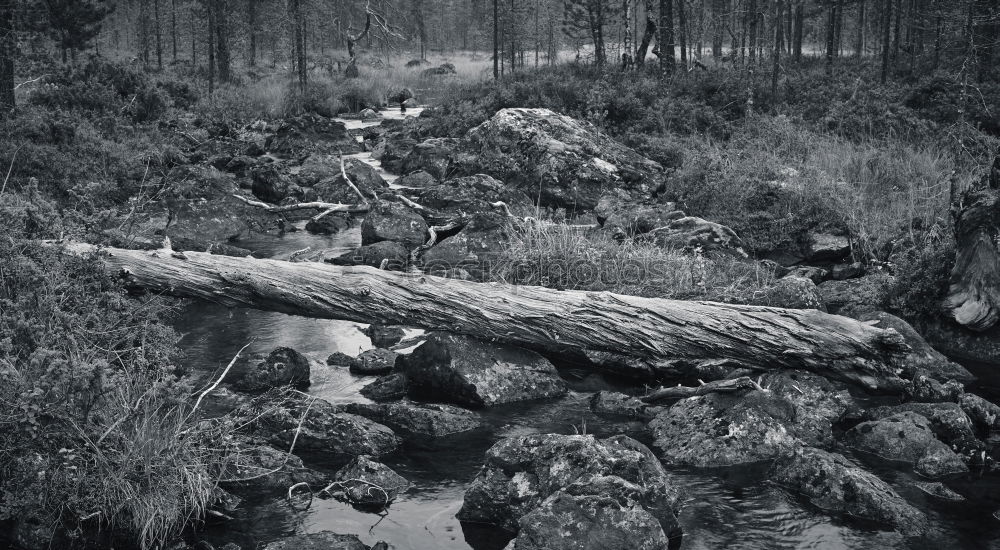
[53,242,913,392]
[340,152,372,202]
[232,194,368,213]
[641,376,766,403]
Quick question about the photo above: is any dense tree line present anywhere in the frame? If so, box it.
[0,0,997,115]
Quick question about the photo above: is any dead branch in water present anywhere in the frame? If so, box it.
[641,376,766,403]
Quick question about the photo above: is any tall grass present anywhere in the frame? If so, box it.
[491,220,782,304]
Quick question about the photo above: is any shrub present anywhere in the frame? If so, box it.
[0,236,229,548]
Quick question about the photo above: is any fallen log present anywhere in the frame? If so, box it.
[54,242,911,392]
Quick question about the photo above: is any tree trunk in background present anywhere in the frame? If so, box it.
[748,0,757,63]
[772,0,783,97]
[833,0,842,56]
[825,2,835,73]
[637,0,656,66]
[659,0,675,72]
[0,0,13,118]
[793,1,803,61]
[171,0,178,62]
[881,0,892,82]
[208,0,216,93]
[711,0,723,58]
[248,0,257,67]
[623,0,632,67]
[493,0,499,77]
[973,0,998,81]
[892,0,901,61]
[56,243,912,393]
[155,0,163,69]
[679,0,687,66]
[855,0,865,57]
[215,0,231,82]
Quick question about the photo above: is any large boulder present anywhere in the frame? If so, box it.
[460,108,665,210]
[360,201,428,249]
[160,196,253,253]
[326,241,411,270]
[816,275,888,317]
[234,347,311,392]
[251,164,294,203]
[310,157,388,203]
[331,456,409,507]
[860,402,981,454]
[959,392,1000,430]
[360,373,409,402]
[844,411,968,478]
[265,115,359,158]
[398,137,458,180]
[638,215,745,256]
[420,212,510,280]
[396,170,437,188]
[405,332,568,407]
[804,233,851,263]
[221,441,325,494]
[351,348,400,375]
[594,191,682,239]
[263,532,371,550]
[412,174,534,222]
[259,397,399,461]
[304,212,352,235]
[341,400,481,439]
[857,311,974,383]
[769,447,926,536]
[512,489,674,550]
[647,372,853,466]
[589,391,662,420]
[457,434,681,545]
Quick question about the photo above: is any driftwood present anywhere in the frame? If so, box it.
[232,194,368,214]
[944,169,1000,331]
[641,376,765,403]
[53,242,912,392]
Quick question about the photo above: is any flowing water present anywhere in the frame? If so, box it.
[179,112,1000,550]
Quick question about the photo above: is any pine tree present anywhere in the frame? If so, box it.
[43,0,112,64]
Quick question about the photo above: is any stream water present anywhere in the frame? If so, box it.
[178,111,1000,550]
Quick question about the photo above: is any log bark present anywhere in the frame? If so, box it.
[944,171,1000,331]
[55,242,911,392]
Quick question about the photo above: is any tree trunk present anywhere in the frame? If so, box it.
[172,0,178,62]
[493,0,499,77]
[678,0,687,66]
[825,2,835,74]
[208,0,216,94]
[772,0,783,97]
[855,0,865,57]
[659,0,675,72]
[155,0,163,69]
[248,0,257,67]
[55,243,912,392]
[711,0,723,58]
[0,0,13,117]
[747,0,757,63]
[637,0,657,66]
[215,0,231,82]
[881,0,892,82]
[792,0,803,61]
[944,164,1000,332]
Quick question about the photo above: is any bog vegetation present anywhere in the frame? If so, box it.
[0,0,998,548]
